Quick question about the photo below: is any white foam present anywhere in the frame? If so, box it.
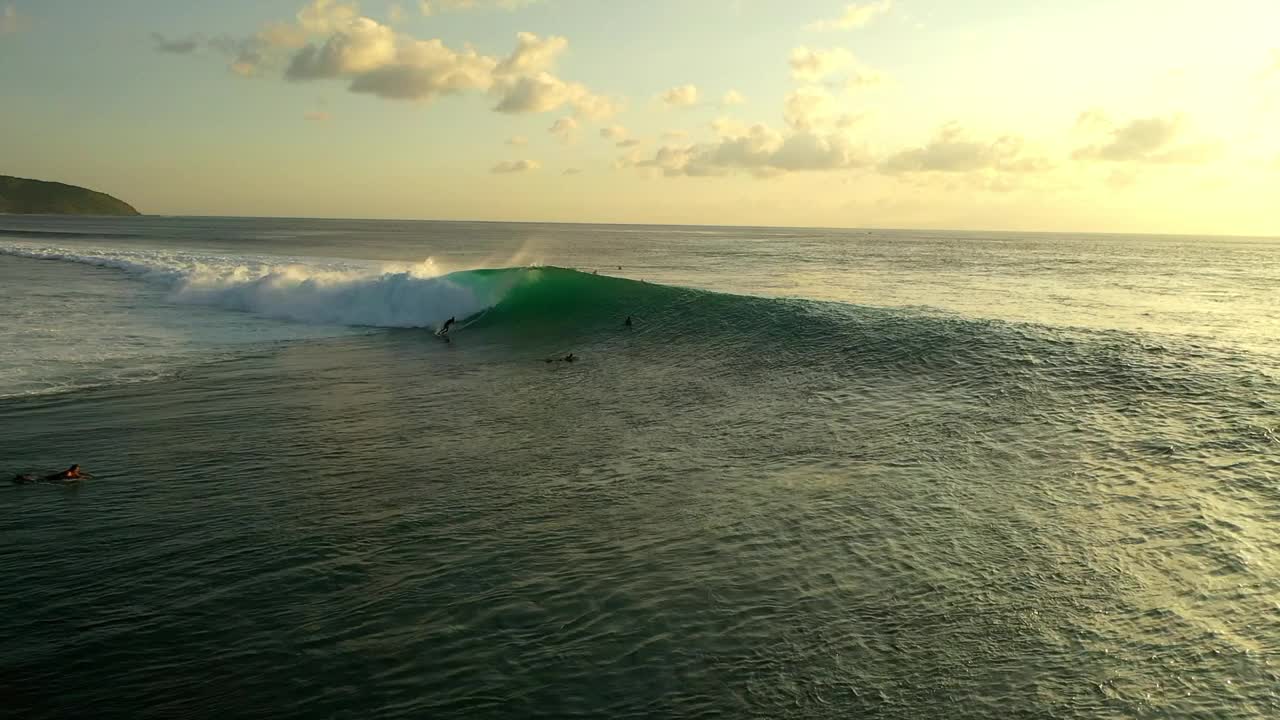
[0,243,507,329]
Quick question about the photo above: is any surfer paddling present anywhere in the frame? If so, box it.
[12,464,92,484]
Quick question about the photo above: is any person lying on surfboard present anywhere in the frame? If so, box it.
[12,464,92,484]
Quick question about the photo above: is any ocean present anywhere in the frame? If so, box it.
[1,216,1278,719]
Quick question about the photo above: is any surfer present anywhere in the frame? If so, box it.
[563,353,576,362]
[440,317,456,335]
[12,464,91,484]
[47,464,89,481]
[624,315,632,327]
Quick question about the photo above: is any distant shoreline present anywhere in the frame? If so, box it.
[0,175,140,216]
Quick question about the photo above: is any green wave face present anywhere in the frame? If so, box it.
[441,266,1247,417]
[450,267,691,336]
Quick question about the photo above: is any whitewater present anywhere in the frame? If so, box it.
[3,216,1279,720]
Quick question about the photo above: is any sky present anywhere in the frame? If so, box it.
[1,0,1278,234]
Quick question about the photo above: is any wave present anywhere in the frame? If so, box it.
[3,241,1272,418]
[0,243,519,330]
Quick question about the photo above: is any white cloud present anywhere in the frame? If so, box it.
[786,47,883,87]
[388,3,406,24]
[420,0,539,15]
[491,159,541,173]
[632,122,869,177]
[808,1,892,31]
[258,22,309,49]
[492,72,618,118]
[660,84,699,108]
[722,89,746,106]
[177,4,617,120]
[343,36,495,98]
[663,130,690,142]
[1,4,28,35]
[600,125,633,146]
[880,123,1052,174]
[280,22,615,118]
[1072,112,1221,164]
[298,0,359,34]
[784,87,836,131]
[495,31,566,75]
[549,115,578,143]
[286,17,398,79]
[789,47,849,82]
[506,135,528,146]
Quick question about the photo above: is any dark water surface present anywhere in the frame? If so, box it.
[2,217,1279,718]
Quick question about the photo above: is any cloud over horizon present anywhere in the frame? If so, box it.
[193,2,617,119]
[880,123,1052,174]
[660,84,700,108]
[788,47,880,86]
[630,122,870,178]
[1072,112,1222,165]
[491,159,541,173]
[807,1,893,32]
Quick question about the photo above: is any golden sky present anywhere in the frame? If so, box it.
[2,0,1278,234]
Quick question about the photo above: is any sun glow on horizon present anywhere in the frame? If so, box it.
[1,0,1277,235]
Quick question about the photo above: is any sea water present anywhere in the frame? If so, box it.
[1,216,1278,718]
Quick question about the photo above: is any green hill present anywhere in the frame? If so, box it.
[0,175,140,216]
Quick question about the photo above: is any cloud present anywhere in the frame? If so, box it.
[491,159,541,173]
[721,89,746,106]
[388,3,406,24]
[261,22,309,49]
[0,3,26,34]
[346,38,497,99]
[563,167,583,175]
[495,31,566,75]
[784,87,837,130]
[600,124,635,147]
[549,115,578,143]
[286,17,397,79]
[177,3,617,120]
[788,47,842,83]
[281,19,616,118]
[662,129,690,142]
[152,33,202,54]
[787,47,883,87]
[1072,112,1221,164]
[631,123,870,177]
[880,123,1052,174]
[304,110,332,122]
[808,1,892,31]
[421,0,538,14]
[660,84,699,108]
[506,135,528,146]
[493,71,617,118]
[298,0,359,34]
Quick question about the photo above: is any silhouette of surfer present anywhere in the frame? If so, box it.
[624,316,632,327]
[440,317,456,335]
[13,464,92,484]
